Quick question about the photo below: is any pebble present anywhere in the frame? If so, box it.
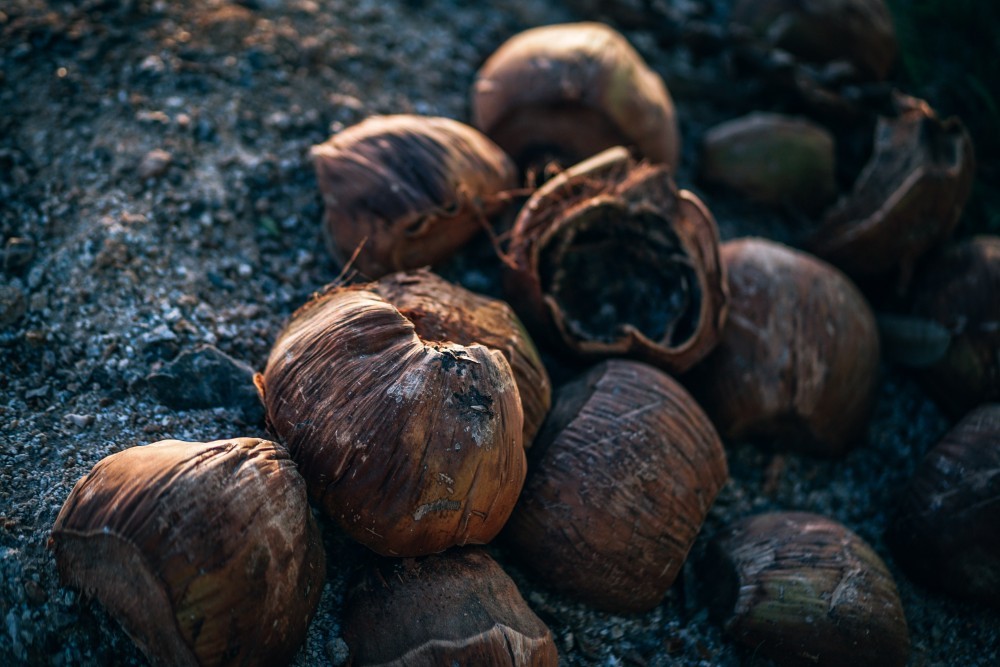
[63,414,94,428]
[0,283,26,328]
[144,344,264,423]
[25,385,49,399]
[137,149,173,179]
[325,636,350,666]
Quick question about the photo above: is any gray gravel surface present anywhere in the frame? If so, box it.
[2,1,998,665]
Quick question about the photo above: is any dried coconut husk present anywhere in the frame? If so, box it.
[888,404,1000,605]
[50,438,326,667]
[504,360,727,613]
[729,0,898,82]
[312,114,517,279]
[907,236,1000,416]
[703,512,909,667]
[256,278,525,557]
[807,93,975,289]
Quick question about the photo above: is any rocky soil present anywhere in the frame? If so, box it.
[2,1,998,665]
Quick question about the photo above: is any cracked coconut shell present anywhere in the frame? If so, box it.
[504,359,727,613]
[372,269,551,447]
[502,146,727,374]
[49,438,326,667]
[256,276,526,557]
[472,22,680,171]
[730,0,898,81]
[807,94,975,289]
[312,114,517,278]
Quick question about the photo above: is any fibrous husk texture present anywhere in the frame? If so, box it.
[703,512,909,667]
[503,146,727,374]
[312,114,517,278]
[343,549,559,666]
[373,269,551,447]
[49,438,326,667]
[256,278,526,557]
[504,359,728,613]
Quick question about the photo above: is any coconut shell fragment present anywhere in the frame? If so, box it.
[887,404,1000,604]
[504,359,728,613]
[473,22,680,171]
[807,94,975,288]
[343,549,558,666]
[49,438,326,667]
[503,146,728,374]
[702,512,910,667]
[256,278,526,557]
[684,238,879,457]
[311,114,517,278]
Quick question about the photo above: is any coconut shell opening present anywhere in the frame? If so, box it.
[539,203,701,347]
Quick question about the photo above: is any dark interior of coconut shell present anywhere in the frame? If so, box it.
[539,204,701,347]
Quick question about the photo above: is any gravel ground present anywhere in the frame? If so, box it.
[2,1,998,665]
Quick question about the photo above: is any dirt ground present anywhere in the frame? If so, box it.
[2,1,998,665]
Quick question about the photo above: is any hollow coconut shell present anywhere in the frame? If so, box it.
[807,94,975,289]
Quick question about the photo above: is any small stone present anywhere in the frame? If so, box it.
[137,149,173,180]
[3,237,35,273]
[140,323,178,345]
[138,54,165,75]
[0,283,26,328]
[145,344,264,423]
[325,636,350,666]
[63,414,94,428]
[24,579,47,606]
[136,110,171,125]
[25,385,49,399]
